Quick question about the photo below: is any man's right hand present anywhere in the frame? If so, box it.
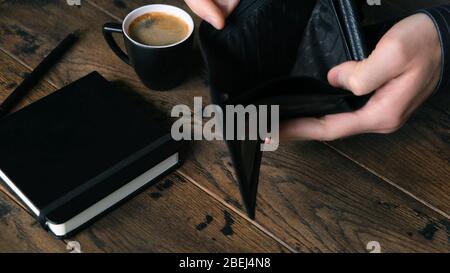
[184,0,240,29]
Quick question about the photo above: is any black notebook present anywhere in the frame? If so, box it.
[0,72,181,238]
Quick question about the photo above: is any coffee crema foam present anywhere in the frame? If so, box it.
[129,12,189,46]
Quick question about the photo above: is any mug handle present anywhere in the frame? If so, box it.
[102,22,131,65]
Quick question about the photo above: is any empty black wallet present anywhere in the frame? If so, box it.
[198,0,390,218]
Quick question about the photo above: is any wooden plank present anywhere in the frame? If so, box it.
[328,0,450,216]
[184,140,450,252]
[0,0,449,252]
[87,0,201,24]
[0,190,66,252]
[0,0,205,108]
[88,0,450,252]
[0,46,288,253]
[329,96,450,217]
[72,173,290,253]
[0,48,54,111]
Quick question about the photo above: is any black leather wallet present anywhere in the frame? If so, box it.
[198,0,390,218]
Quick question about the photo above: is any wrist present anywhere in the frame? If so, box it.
[417,6,450,95]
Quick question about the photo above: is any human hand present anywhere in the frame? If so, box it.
[281,13,443,141]
[184,0,240,29]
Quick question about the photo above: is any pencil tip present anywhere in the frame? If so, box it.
[71,29,81,38]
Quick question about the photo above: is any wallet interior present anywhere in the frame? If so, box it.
[198,0,391,218]
[199,0,370,116]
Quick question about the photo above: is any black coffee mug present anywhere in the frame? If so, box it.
[102,4,194,91]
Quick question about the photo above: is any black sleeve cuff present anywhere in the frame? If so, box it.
[418,5,450,95]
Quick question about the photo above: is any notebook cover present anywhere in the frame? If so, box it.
[0,71,179,226]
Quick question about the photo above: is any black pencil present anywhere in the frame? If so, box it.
[0,31,79,119]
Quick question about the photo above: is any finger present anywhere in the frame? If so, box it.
[280,73,416,141]
[282,58,436,141]
[214,0,240,17]
[280,111,374,141]
[328,37,407,96]
[184,0,225,29]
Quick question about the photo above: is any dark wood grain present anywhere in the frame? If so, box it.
[0,0,206,110]
[328,0,450,216]
[0,0,449,252]
[0,48,288,252]
[72,174,290,253]
[328,97,450,217]
[0,190,65,252]
[184,140,450,252]
[88,0,450,252]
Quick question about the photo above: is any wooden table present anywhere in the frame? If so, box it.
[0,0,449,253]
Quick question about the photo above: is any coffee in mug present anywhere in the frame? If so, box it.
[129,12,189,47]
[102,4,195,91]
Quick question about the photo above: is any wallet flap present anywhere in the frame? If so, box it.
[291,0,368,80]
[333,0,368,60]
[199,0,370,218]
[228,76,370,119]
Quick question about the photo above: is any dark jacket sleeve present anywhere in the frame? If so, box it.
[419,5,450,94]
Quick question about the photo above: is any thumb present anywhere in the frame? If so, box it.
[328,41,405,96]
[327,60,380,96]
